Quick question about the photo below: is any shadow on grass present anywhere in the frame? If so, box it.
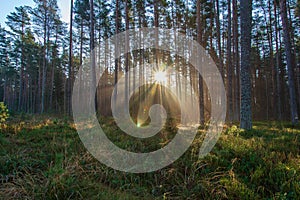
[0,118,299,199]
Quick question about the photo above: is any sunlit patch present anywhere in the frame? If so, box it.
[154,71,167,83]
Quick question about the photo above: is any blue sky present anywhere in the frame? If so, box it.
[0,0,70,28]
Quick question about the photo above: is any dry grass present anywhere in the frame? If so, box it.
[0,117,299,199]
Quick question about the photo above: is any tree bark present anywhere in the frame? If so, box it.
[41,0,48,114]
[68,0,74,116]
[215,0,224,80]
[279,0,299,124]
[114,0,119,107]
[90,0,97,112]
[197,0,205,125]
[233,0,240,121]
[227,0,233,122]
[240,0,253,130]
[274,0,282,120]
[125,0,129,114]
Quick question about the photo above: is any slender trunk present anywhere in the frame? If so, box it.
[90,0,97,112]
[265,1,276,120]
[68,0,74,116]
[154,0,159,67]
[125,0,129,114]
[274,0,282,120]
[215,0,224,80]
[197,0,205,125]
[41,0,47,113]
[37,55,41,113]
[19,16,25,112]
[114,0,119,105]
[279,0,298,124]
[3,55,8,103]
[50,27,59,112]
[233,0,240,121]
[3,75,6,103]
[227,0,233,122]
[78,19,83,104]
[49,51,55,111]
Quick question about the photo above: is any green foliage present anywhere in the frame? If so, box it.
[0,102,9,125]
[225,124,243,136]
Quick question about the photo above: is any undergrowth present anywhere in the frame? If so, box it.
[0,116,299,199]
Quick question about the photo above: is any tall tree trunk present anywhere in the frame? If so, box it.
[50,25,59,112]
[154,0,159,66]
[227,0,233,122]
[3,75,6,103]
[49,48,55,111]
[197,0,205,125]
[264,1,276,120]
[78,19,84,105]
[41,0,47,114]
[274,0,282,120]
[233,0,240,121]
[68,0,74,116]
[114,0,119,107]
[19,15,25,112]
[240,0,253,130]
[279,0,299,124]
[90,0,97,112]
[125,0,129,114]
[215,0,224,79]
[37,56,42,113]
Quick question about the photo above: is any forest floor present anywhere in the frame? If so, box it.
[0,116,299,199]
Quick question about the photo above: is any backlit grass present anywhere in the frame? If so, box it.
[0,117,299,199]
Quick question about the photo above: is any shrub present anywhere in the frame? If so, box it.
[0,102,9,125]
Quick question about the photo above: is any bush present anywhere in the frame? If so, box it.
[0,102,9,125]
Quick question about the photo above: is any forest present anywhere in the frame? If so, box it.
[0,0,300,199]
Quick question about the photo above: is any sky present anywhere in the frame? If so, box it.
[0,0,70,29]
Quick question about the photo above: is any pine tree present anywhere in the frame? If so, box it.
[280,0,299,125]
[67,0,74,115]
[240,0,253,130]
[226,0,233,122]
[32,0,61,113]
[6,6,31,112]
[90,0,97,110]
[0,26,10,103]
[197,0,205,125]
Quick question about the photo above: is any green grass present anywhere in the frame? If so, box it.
[0,117,299,199]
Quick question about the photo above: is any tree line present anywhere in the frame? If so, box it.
[0,0,299,129]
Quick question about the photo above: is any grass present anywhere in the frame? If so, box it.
[0,116,299,199]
